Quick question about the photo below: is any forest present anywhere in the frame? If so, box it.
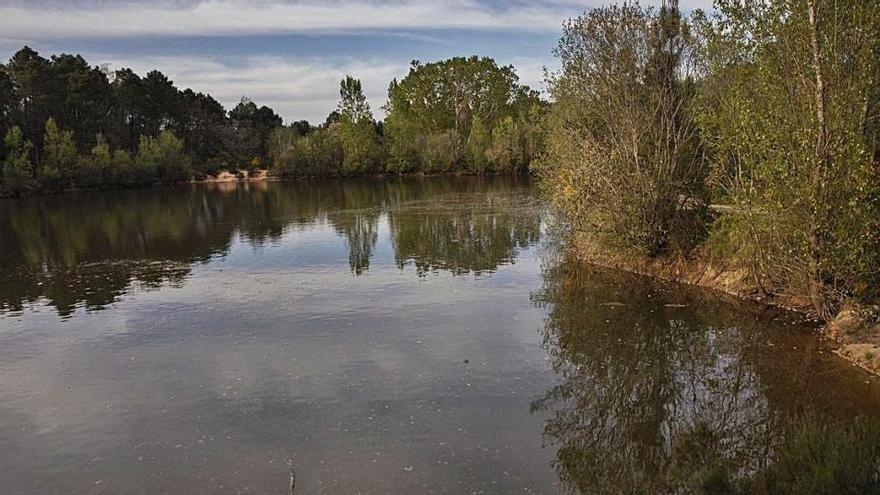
[0,51,544,196]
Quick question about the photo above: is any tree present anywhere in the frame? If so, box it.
[384,56,543,173]
[141,70,181,137]
[50,53,112,152]
[2,126,34,195]
[179,89,229,175]
[696,0,880,315]
[134,130,191,184]
[0,65,16,155]
[5,47,55,154]
[465,115,490,172]
[337,76,378,174]
[229,97,282,168]
[40,117,78,191]
[538,3,704,256]
[110,68,147,151]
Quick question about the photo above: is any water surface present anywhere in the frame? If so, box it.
[0,177,878,494]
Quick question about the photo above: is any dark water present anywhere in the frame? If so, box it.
[0,177,878,494]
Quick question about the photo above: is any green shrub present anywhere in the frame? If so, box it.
[1,126,35,196]
[134,130,191,185]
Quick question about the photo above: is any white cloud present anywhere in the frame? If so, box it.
[0,0,576,40]
[99,54,408,122]
[96,53,552,123]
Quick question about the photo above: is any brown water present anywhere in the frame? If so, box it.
[0,177,878,494]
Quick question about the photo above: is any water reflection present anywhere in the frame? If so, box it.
[0,177,541,317]
[531,258,880,494]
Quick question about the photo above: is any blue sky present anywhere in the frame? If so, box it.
[0,0,713,123]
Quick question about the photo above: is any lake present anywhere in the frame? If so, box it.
[1,177,878,494]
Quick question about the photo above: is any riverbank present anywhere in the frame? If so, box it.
[1,169,531,198]
[570,234,880,375]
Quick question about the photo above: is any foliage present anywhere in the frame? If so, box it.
[695,0,880,312]
[338,76,379,174]
[228,97,283,169]
[134,130,192,185]
[2,126,34,195]
[384,56,544,173]
[538,3,706,256]
[268,125,344,178]
[0,48,543,196]
[40,117,78,191]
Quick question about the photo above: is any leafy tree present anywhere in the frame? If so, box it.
[337,76,378,174]
[40,117,78,191]
[2,126,34,194]
[269,125,344,178]
[76,134,114,188]
[384,56,543,172]
[179,89,229,175]
[110,68,147,151]
[465,115,490,172]
[0,65,15,155]
[229,97,282,168]
[696,0,880,314]
[538,3,704,256]
[50,53,112,151]
[289,120,312,136]
[5,47,55,153]
[141,70,181,137]
[134,130,191,185]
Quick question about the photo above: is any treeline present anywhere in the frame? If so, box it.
[0,49,544,196]
[269,58,544,178]
[538,0,880,320]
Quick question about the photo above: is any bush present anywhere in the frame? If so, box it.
[537,4,705,256]
[134,130,191,185]
[696,0,880,314]
[40,118,78,192]
[269,126,344,178]
[1,126,35,196]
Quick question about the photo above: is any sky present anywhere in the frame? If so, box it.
[0,0,713,123]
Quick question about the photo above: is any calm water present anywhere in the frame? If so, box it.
[0,177,878,494]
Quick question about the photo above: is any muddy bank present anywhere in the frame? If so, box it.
[570,235,880,375]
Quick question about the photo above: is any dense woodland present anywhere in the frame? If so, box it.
[538,0,880,323]
[0,50,544,196]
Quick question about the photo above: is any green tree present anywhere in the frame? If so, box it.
[5,47,55,152]
[134,130,191,185]
[384,57,542,173]
[338,76,378,174]
[76,134,114,188]
[2,126,34,195]
[538,3,704,256]
[229,97,282,169]
[50,53,113,152]
[40,117,78,191]
[465,115,490,172]
[696,0,880,315]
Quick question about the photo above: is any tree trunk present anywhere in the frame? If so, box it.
[806,0,831,318]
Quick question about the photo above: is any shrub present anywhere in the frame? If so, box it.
[134,130,191,185]
[1,126,35,196]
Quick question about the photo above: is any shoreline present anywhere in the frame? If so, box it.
[1,169,532,199]
[569,235,880,376]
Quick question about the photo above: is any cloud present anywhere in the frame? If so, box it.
[99,54,407,122]
[88,52,550,123]
[0,0,578,40]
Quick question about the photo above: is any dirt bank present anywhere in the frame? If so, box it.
[197,169,273,183]
[570,235,880,375]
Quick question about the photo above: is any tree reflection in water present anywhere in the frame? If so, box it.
[531,257,880,494]
[0,176,541,316]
